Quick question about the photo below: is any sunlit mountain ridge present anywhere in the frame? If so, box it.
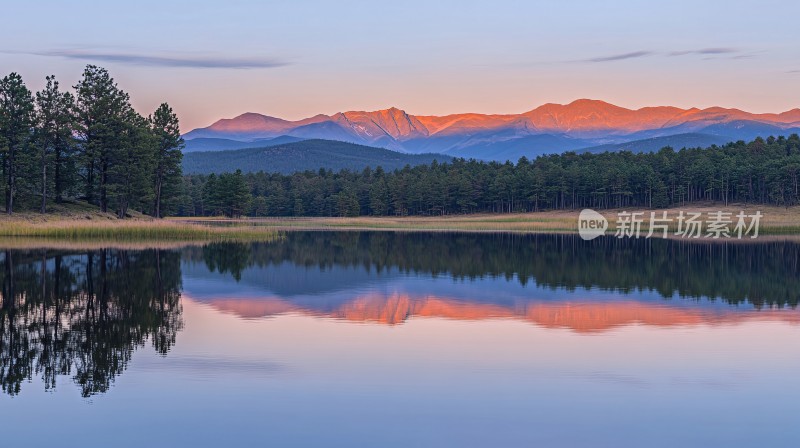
[183,99,800,161]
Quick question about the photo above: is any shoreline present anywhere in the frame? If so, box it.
[170,204,800,235]
[0,204,796,242]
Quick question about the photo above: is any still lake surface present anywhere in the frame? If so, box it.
[1,232,799,447]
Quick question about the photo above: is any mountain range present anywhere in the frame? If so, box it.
[184,99,800,161]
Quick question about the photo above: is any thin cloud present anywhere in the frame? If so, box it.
[581,50,653,63]
[788,70,800,74]
[575,47,753,64]
[669,47,739,56]
[20,49,288,69]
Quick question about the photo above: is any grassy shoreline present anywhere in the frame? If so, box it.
[170,204,800,235]
[0,203,280,242]
[0,220,281,241]
[0,203,797,242]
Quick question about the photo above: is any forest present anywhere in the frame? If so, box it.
[179,134,800,217]
[0,67,184,218]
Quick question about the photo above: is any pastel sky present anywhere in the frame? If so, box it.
[2,0,799,131]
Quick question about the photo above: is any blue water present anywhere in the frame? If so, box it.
[1,233,798,447]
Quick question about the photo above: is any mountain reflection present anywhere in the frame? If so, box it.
[202,294,800,331]
[0,249,182,396]
[3,232,799,397]
[183,232,800,309]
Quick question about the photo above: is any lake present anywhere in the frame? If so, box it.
[1,232,799,447]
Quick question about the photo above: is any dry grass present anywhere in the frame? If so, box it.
[175,215,576,233]
[0,202,797,246]
[0,238,221,251]
[0,203,281,243]
[172,204,800,235]
[0,215,279,243]
[596,204,800,235]
[0,220,278,240]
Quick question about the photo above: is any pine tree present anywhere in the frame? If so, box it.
[227,169,251,217]
[203,173,221,215]
[149,103,184,218]
[109,109,155,218]
[34,76,76,212]
[0,73,34,214]
[74,65,133,212]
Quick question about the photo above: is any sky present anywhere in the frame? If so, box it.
[2,0,799,131]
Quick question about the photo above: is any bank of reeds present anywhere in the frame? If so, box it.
[0,219,281,242]
[172,204,800,235]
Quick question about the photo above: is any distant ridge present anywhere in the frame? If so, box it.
[580,133,732,154]
[184,100,800,161]
[182,139,451,175]
[183,135,304,153]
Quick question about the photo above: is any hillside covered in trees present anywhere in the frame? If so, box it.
[0,66,184,218]
[182,139,450,175]
[179,135,800,217]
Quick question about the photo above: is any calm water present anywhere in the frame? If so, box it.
[1,232,799,447]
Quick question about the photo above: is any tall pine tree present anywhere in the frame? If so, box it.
[149,103,184,218]
[0,73,34,214]
[34,75,76,212]
[109,109,154,218]
[74,65,133,212]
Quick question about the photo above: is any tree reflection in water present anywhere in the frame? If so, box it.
[0,249,182,397]
[184,233,800,309]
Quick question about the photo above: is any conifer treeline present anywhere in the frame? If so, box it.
[179,135,800,217]
[0,66,183,217]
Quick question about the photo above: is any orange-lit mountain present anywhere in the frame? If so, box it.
[199,112,330,135]
[184,99,800,161]
[193,293,800,334]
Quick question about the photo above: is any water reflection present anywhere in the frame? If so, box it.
[0,249,182,396]
[181,233,800,332]
[185,233,800,308]
[2,232,799,397]
[1,233,798,447]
